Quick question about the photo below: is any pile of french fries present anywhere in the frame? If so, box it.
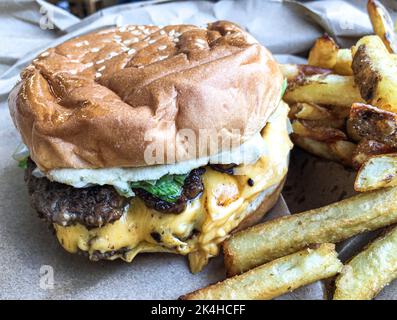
[285,0,397,193]
[181,1,397,300]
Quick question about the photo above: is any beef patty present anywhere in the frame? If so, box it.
[25,159,128,228]
[25,160,207,228]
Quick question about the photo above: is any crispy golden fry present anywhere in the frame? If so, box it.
[352,36,397,113]
[223,187,397,276]
[307,35,351,75]
[181,244,342,300]
[289,103,346,128]
[278,63,331,81]
[355,153,397,191]
[292,134,355,167]
[332,49,396,76]
[349,103,397,148]
[334,226,397,300]
[330,140,357,166]
[352,138,396,170]
[346,119,362,142]
[292,135,338,161]
[284,74,363,107]
[334,49,353,75]
[289,102,331,120]
[291,119,346,142]
[329,105,351,119]
[367,0,397,53]
[308,34,339,69]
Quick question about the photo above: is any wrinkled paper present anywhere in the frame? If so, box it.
[0,0,396,300]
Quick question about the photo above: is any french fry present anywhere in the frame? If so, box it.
[352,36,397,113]
[330,140,356,167]
[355,153,397,191]
[181,244,342,300]
[332,49,396,76]
[334,226,397,300]
[223,187,397,276]
[289,103,346,129]
[367,0,397,53]
[329,105,352,119]
[291,119,346,142]
[349,103,397,148]
[334,49,353,75]
[308,34,339,69]
[307,35,352,75]
[284,74,363,107]
[292,135,339,162]
[346,118,362,142]
[352,138,396,170]
[292,134,354,167]
[278,63,331,81]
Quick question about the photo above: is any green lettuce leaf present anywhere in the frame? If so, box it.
[281,78,288,98]
[130,174,187,203]
[18,158,28,169]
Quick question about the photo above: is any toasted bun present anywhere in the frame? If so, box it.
[9,21,283,171]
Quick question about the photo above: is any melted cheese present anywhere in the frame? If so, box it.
[54,102,293,273]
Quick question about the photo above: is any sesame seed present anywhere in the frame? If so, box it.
[196,38,207,44]
[76,40,89,47]
[123,38,139,45]
[70,70,77,75]
[91,48,100,53]
[40,51,49,57]
[127,48,136,55]
[85,62,94,67]
[131,30,141,36]
[95,72,102,78]
[98,29,113,35]
[96,59,105,64]
[138,26,145,30]
[98,65,106,72]
[137,65,144,69]
[148,39,156,44]
[158,45,167,51]
[158,55,168,61]
[174,32,181,37]
[143,29,151,35]
[160,30,166,35]
[119,26,127,32]
[107,52,118,59]
[168,30,175,37]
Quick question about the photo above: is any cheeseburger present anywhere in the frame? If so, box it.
[9,21,292,273]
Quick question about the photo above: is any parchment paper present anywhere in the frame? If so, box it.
[0,0,396,300]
